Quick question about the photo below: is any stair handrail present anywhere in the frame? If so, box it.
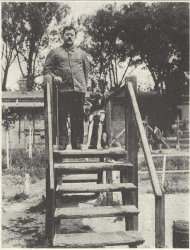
[127,81,162,196]
[46,80,54,190]
[44,77,55,245]
[125,77,165,248]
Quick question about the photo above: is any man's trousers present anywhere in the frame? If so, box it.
[58,91,85,149]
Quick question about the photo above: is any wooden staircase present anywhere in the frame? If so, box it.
[44,77,165,248]
[50,149,144,248]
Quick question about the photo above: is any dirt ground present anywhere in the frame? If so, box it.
[2,173,189,248]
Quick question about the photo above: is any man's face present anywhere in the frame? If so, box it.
[63,29,76,47]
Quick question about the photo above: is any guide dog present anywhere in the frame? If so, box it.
[83,81,106,150]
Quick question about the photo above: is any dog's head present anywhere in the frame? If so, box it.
[91,79,106,95]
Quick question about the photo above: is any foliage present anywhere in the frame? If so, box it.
[82,4,136,90]
[2,2,70,91]
[120,2,189,105]
[2,148,46,179]
[8,192,29,202]
[82,2,189,101]
[2,3,22,91]
[2,106,18,131]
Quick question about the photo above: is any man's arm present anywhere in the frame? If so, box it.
[43,50,56,77]
[43,49,62,84]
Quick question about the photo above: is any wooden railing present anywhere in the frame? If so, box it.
[125,77,165,248]
[44,77,55,246]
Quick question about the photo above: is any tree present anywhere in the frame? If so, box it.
[16,2,70,90]
[82,4,137,90]
[2,3,23,91]
[120,2,189,104]
[2,2,70,91]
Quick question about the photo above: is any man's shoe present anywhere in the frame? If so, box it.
[59,145,67,150]
[72,143,82,150]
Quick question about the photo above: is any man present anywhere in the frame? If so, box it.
[43,25,89,149]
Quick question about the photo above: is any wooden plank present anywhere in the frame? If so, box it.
[105,100,112,145]
[97,157,104,184]
[44,77,55,246]
[53,231,144,248]
[127,81,162,197]
[57,182,136,193]
[63,174,97,183]
[54,162,132,173]
[123,77,139,231]
[155,195,165,247]
[53,148,126,159]
[54,205,139,219]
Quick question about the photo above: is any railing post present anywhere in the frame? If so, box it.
[121,76,138,230]
[44,75,55,246]
[105,99,112,145]
[125,77,165,247]
[155,194,165,248]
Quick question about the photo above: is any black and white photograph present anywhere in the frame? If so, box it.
[1,1,189,248]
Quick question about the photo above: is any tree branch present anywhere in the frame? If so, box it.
[16,51,25,77]
[2,65,5,71]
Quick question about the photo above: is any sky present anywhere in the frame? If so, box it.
[5,1,154,91]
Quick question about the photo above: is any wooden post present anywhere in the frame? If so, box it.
[97,157,104,184]
[55,170,62,234]
[126,79,165,247]
[155,195,165,248]
[6,130,10,169]
[121,76,138,230]
[105,100,112,145]
[32,111,35,145]
[24,114,26,149]
[25,173,31,195]
[56,85,59,149]
[44,76,55,246]
[161,155,166,187]
[18,113,21,145]
[176,115,180,150]
[29,127,31,158]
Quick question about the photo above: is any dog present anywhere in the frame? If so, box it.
[83,81,107,150]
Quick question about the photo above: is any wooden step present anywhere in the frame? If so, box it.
[63,174,97,183]
[55,205,139,219]
[53,231,144,247]
[54,148,127,159]
[57,183,136,193]
[54,162,132,173]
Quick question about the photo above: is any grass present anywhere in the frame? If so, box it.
[139,155,189,171]
[138,155,189,194]
[8,192,29,202]
[2,148,46,179]
[2,148,46,201]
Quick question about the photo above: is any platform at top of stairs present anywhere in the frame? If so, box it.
[53,148,127,159]
[53,231,144,248]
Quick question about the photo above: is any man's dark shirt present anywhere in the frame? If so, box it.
[43,45,89,93]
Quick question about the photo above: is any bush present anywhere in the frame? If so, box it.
[139,156,189,171]
[2,148,46,179]
[8,191,29,202]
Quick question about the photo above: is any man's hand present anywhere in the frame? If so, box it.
[54,76,62,84]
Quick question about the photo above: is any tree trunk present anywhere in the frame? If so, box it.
[27,40,35,91]
[2,64,9,91]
